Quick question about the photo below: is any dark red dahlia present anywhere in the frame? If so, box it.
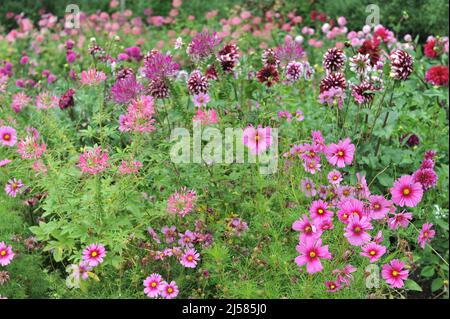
[319,72,346,93]
[205,64,219,80]
[187,70,209,95]
[256,64,280,87]
[425,65,449,86]
[351,81,376,105]
[423,39,439,58]
[358,39,381,66]
[399,133,420,147]
[261,48,280,67]
[58,89,75,109]
[389,49,413,81]
[322,48,346,73]
[217,43,239,73]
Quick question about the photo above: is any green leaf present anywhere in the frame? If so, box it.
[431,278,444,292]
[420,266,435,278]
[405,279,423,292]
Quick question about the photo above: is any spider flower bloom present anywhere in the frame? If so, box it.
[180,248,200,268]
[412,168,437,190]
[0,159,12,167]
[160,280,179,299]
[11,92,31,113]
[322,48,346,73]
[309,200,333,221]
[118,159,142,174]
[5,178,24,197]
[344,215,373,246]
[36,92,59,110]
[193,108,218,126]
[111,76,143,104]
[425,65,448,86]
[167,187,197,217]
[275,39,305,65]
[143,273,163,298]
[389,49,413,81]
[417,223,435,249]
[381,259,409,288]
[328,170,343,185]
[143,50,179,82]
[0,126,17,147]
[390,175,423,207]
[77,147,110,175]
[192,93,210,107]
[119,95,156,133]
[187,31,221,61]
[292,214,321,242]
[360,242,386,263]
[242,125,272,155]
[0,242,14,266]
[368,195,392,220]
[80,68,106,86]
[16,130,46,160]
[325,138,355,168]
[388,211,412,230]
[82,244,106,267]
[295,237,332,274]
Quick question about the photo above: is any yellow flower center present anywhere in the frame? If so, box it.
[403,188,410,195]
[369,250,376,256]
[12,183,18,190]
[338,151,344,157]
[306,184,311,189]
[0,250,6,256]
[167,287,174,293]
[91,251,97,257]
[343,213,348,219]
[423,232,428,238]
[330,284,336,289]
[305,226,312,233]
[151,282,157,288]
[318,208,324,215]
[333,176,338,180]
[310,151,315,157]
[187,255,193,261]
[392,270,399,277]
[354,227,361,233]
[374,204,380,210]
[309,251,316,258]
[3,134,11,141]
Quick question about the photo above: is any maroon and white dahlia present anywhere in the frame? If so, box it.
[285,61,304,82]
[323,48,346,73]
[148,79,170,99]
[389,49,413,81]
[256,64,280,87]
[320,72,347,93]
[261,48,280,67]
[351,81,376,105]
[187,70,209,95]
[217,43,239,73]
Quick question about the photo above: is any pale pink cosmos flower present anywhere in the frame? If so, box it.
[192,92,210,107]
[327,170,342,185]
[388,211,412,230]
[303,159,321,174]
[390,175,423,207]
[82,244,106,267]
[178,230,196,248]
[333,264,357,286]
[417,223,435,249]
[373,230,384,244]
[0,126,17,147]
[292,214,321,242]
[77,147,110,175]
[309,200,334,221]
[295,237,332,274]
[5,178,24,197]
[300,178,316,197]
[242,125,272,155]
[73,261,93,281]
[368,195,392,220]
[160,280,179,299]
[80,68,106,86]
[143,273,163,298]
[325,138,355,168]
[355,172,371,199]
[161,225,177,244]
[180,248,200,268]
[344,215,373,246]
[0,242,14,266]
[314,216,334,232]
[167,187,197,217]
[360,242,386,263]
[382,259,409,288]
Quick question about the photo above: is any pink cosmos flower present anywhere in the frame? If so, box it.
[355,172,370,199]
[167,187,197,217]
[390,175,423,207]
[382,259,409,288]
[192,92,210,107]
[373,230,384,244]
[300,178,316,197]
[178,230,196,248]
[242,125,272,155]
[295,237,332,274]
[388,211,413,230]
[368,195,392,220]
[292,214,321,242]
[77,147,110,175]
[325,280,341,292]
[314,217,334,232]
[5,178,24,197]
[417,223,435,249]
[143,273,163,298]
[327,170,342,185]
[325,138,355,168]
[193,108,218,126]
[344,215,373,246]
[160,280,179,299]
[303,159,321,174]
[180,248,200,268]
[309,200,334,221]
[333,264,357,286]
[337,197,366,224]
[82,244,106,267]
[80,68,106,86]
[0,126,17,147]
[0,242,14,266]
[161,225,177,244]
[360,242,386,263]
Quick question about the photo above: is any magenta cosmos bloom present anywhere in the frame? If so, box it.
[388,211,412,230]
[360,242,386,263]
[82,244,106,267]
[309,200,334,221]
[143,273,163,298]
[160,280,179,299]
[0,126,17,147]
[0,242,14,266]
[77,147,110,175]
[418,223,435,249]
[390,175,423,207]
[167,187,197,217]
[180,248,200,268]
[295,237,332,274]
[368,195,392,220]
[325,280,342,292]
[344,215,373,246]
[327,170,342,185]
[292,214,321,242]
[5,178,24,198]
[242,125,273,155]
[325,138,355,168]
[333,264,357,286]
[382,259,409,288]
[337,197,365,224]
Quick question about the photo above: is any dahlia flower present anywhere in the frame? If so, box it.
[322,48,346,73]
[389,49,413,81]
[425,65,448,86]
[187,70,209,95]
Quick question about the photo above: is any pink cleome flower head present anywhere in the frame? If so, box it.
[0,126,17,147]
[325,138,355,168]
[82,243,106,267]
[242,125,273,155]
[292,214,321,242]
[192,92,211,107]
[118,159,142,174]
[167,187,197,217]
[360,242,386,263]
[77,146,110,175]
[5,178,24,198]
[0,159,12,167]
[187,30,221,61]
[17,128,46,160]
[193,108,218,126]
[180,248,200,268]
[36,92,59,110]
[80,68,107,86]
[382,259,409,288]
[119,95,156,133]
[143,273,163,298]
[344,214,373,246]
[417,223,435,249]
[160,280,179,299]
[295,237,332,274]
[390,175,423,207]
[0,242,14,266]
[309,200,334,221]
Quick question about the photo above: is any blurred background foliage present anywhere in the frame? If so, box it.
[0,0,448,41]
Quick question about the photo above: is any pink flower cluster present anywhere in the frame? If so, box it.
[119,95,156,133]
[143,273,179,299]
